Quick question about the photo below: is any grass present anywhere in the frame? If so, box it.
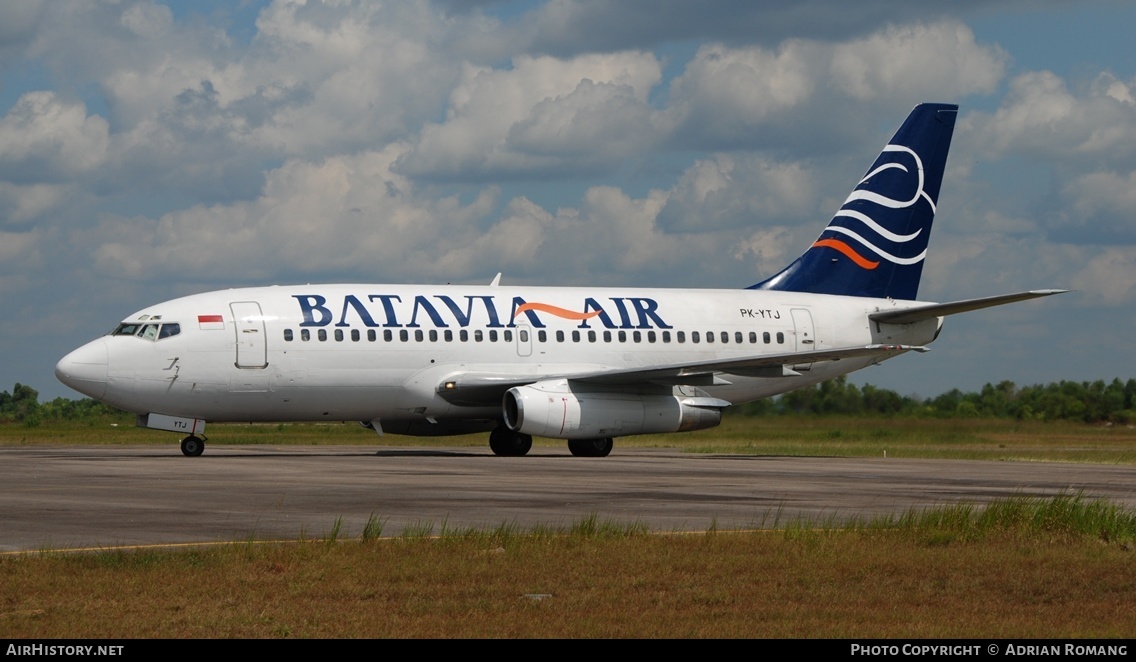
[2,498,1134,638]
[6,415,1136,464]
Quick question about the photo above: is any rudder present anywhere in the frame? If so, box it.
[750,103,958,300]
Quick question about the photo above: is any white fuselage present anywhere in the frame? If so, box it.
[57,284,939,434]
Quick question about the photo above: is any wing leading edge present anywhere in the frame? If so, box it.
[436,343,926,406]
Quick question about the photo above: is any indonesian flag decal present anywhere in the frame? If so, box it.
[198,314,225,330]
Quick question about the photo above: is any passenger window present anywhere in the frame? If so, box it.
[588,330,596,342]
[301,329,310,341]
[662,331,670,343]
[603,331,612,342]
[777,332,785,344]
[460,330,469,342]
[677,331,685,343]
[572,330,580,342]
[444,330,453,342]
[400,330,409,342]
[415,330,424,342]
[334,329,344,342]
[722,332,729,343]
[284,329,293,342]
[618,331,627,343]
[537,330,546,342]
[556,330,565,342]
[318,329,328,341]
[352,329,360,342]
[706,332,714,344]
[489,330,498,342]
[368,330,376,341]
[384,330,393,342]
[763,332,771,344]
[519,330,528,342]
[475,330,483,342]
[504,330,513,342]
[429,330,438,342]
[749,332,757,344]
[692,331,700,343]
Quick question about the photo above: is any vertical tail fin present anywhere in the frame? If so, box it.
[750,103,958,300]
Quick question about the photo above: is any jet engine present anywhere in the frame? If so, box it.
[502,379,729,440]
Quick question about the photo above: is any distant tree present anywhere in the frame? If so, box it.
[0,383,40,423]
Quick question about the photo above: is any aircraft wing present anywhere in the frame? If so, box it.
[437,343,925,406]
[869,289,1067,325]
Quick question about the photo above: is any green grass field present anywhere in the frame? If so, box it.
[5,415,1136,464]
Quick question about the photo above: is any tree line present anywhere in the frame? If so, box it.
[732,376,1136,423]
[4,377,1136,426]
[0,383,127,427]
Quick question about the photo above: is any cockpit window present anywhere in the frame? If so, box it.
[111,322,181,341]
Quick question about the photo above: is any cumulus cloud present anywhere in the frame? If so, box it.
[0,92,109,181]
[1056,169,1136,244]
[829,21,1004,101]
[665,21,1005,149]
[966,71,1136,165]
[501,0,999,56]
[657,154,818,232]
[88,144,499,283]
[396,52,663,180]
[0,182,70,227]
[1071,248,1136,304]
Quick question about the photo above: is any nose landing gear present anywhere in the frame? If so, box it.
[180,435,205,457]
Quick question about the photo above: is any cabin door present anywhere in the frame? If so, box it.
[791,308,816,351]
[231,301,268,369]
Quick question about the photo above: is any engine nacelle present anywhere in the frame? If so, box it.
[503,380,728,440]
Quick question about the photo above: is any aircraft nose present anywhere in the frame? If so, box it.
[55,338,109,399]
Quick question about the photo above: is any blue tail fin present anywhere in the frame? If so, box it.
[750,103,958,300]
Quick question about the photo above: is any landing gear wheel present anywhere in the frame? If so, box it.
[180,435,204,457]
[489,428,533,456]
[568,437,613,457]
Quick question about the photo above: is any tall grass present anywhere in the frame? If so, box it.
[853,493,1136,544]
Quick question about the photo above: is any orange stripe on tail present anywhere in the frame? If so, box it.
[812,239,879,269]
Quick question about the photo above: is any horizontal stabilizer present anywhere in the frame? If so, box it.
[869,289,1068,325]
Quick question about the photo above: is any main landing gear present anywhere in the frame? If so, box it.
[180,435,205,457]
[489,427,533,456]
[567,438,614,457]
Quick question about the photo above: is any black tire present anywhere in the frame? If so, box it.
[181,436,204,457]
[568,438,613,457]
[489,428,532,456]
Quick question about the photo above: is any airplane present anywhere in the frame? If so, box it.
[55,103,1064,457]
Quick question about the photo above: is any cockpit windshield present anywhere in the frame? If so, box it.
[111,322,181,341]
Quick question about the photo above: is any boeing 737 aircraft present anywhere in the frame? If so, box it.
[56,103,1063,457]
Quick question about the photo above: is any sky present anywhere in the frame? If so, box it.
[2,0,1135,403]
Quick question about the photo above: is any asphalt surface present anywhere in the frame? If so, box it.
[3,445,1135,552]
